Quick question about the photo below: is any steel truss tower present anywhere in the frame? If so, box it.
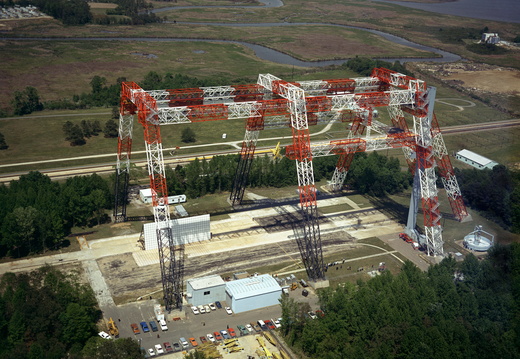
[115,69,469,303]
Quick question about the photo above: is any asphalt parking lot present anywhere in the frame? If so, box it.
[108,299,284,356]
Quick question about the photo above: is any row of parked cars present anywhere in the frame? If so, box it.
[190,301,234,315]
[130,319,169,335]
[145,318,282,357]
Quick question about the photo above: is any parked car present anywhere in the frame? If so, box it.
[191,306,199,315]
[245,323,254,333]
[213,331,223,341]
[163,342,173,353]
[159,319,168,331]
[131,323,140,334]
[237,324,248,336]
[98,331,111,339]
[198,305,206,314]
[265,320,276,330]
[140,321,150,333]
[179,337,189,349]
[307,311,317,319]
[228,328,236,337]
[204,305,211,313]
[199,336,207,344]
[220,330,231,339]
[273,318,281,328]
[250,322,261,332]
[215,301,222,309]
[207,333,216,342]
[225,306,233,315]
[208,303,217,311]
[149,320,158,332]
[154,344,164,355]
[172,342,181,351]
[189,337,198,347]
[147,348,156,357]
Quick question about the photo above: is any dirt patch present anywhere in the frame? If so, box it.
[88,2,118,9]
[411,61,520,115]
[443,66,520,94]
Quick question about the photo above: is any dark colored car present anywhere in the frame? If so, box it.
[130,323,140,334]
[149,320,158,332]
[140,321,150,333]
[228,328,236,338]
[199,336,207,344]
[163,342,173,353]
[215,301,222,309]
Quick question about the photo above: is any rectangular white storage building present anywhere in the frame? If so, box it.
[455,149,498,170]
[225,274,281,313]
[186,275,226,307]
[142,214,210,250]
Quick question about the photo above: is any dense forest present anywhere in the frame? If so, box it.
[0,172,112,258]
[280,244,520,358]
[0,265,142,359]
[164,151,412,199]
[456,165,520,233]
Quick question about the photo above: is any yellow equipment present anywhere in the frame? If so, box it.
[270,142,283,159]
[107,317,119,337]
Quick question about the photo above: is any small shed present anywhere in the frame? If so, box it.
[139,188,186,205]
[455,149,498,170]
[225,274,282,313]
[186,275,226,306]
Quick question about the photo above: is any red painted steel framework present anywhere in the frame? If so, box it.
[114,68,469,309]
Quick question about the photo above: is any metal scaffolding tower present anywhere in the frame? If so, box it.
[114,68,470,303]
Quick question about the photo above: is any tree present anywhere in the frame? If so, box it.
[11,86,43,116]
[103,119,119,138]
[181,127,197,143]
[63,121,86,146]
[0,132,8,150]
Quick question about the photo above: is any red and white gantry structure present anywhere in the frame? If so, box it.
[114,68,469,310]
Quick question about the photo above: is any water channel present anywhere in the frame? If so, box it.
[3,0,466,67]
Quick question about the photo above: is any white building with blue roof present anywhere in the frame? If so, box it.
[225,274,282,313]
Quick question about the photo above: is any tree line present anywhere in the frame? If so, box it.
[0,265,142,359]
[280,244,520,358]
[0,171,113,258]
[165,151,412,200]
[0,0,161,25]
[456,165,520,233]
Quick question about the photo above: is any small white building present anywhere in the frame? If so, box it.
[139,188,186,205]
[481,33,500,44]
[455,149,498,170]
[186,275,226,307]
[225,274,282,314]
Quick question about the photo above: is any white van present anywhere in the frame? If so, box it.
[159,319,168,331]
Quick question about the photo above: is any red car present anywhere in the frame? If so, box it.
[199,336,207,344]
[163,342,173,353]
[213,331,223,340]
[130,323,140,334]
[265,320,276,330]
[228,328,236,337]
